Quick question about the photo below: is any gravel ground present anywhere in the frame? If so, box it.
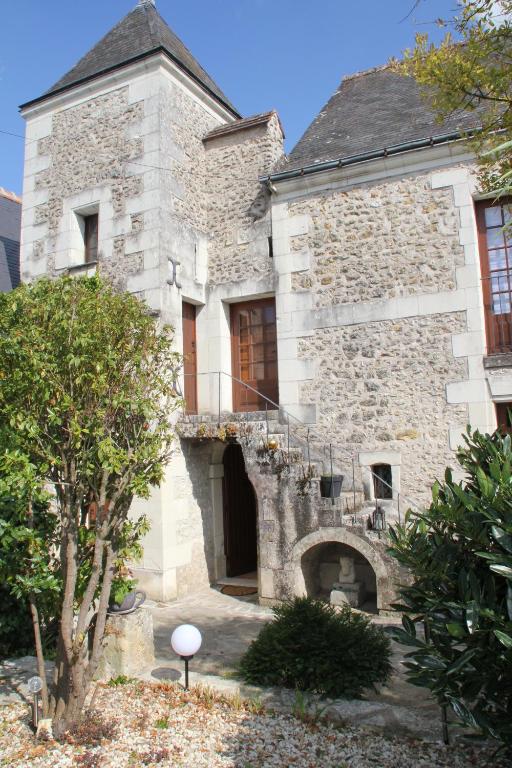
[0,681,506,768]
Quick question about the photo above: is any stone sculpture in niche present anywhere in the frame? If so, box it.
[330,555,366,608]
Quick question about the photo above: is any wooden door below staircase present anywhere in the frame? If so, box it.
[222,444,257,577]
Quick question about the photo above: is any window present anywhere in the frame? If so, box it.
[84,213,99,264]
[496,402,512,434]
[372,464,392,500]
[476,198,512,354]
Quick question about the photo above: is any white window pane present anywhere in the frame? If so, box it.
[485,206,503,227]
[489,249,507,270]
[488,227,506,249]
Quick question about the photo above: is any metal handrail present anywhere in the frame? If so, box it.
[177,370,424,518]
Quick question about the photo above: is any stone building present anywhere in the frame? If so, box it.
[0,188,21,292]
[19,0,511,612]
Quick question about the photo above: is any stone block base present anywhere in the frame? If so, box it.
[96,606,155,680]
[330,581,366,608]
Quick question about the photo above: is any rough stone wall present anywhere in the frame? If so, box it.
[204,114,284,286]
[289,174,463,308]
[241,436,403,612]
[34,87,144,287]
[161,85,219,235]
[298,313,468,503]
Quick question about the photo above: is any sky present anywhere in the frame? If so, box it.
[0,0,457,196]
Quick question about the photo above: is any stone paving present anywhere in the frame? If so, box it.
[0,588,454,743]
[146,587,449,741]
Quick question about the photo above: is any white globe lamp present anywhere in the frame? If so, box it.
[171,624,202,690]
[27,676,43,727]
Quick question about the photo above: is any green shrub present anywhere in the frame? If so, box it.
[238,596,391,698]
[388,426,512,751]
[0,584,34,659]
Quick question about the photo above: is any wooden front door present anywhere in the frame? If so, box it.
[223,444,257,577]
[182,301,197,414]
[231,298,279,412]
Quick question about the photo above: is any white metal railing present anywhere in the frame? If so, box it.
[176,370,425,522]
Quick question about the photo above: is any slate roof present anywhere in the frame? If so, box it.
[286,66,482,171]
[203,111,283,142]
[22,1,239,117]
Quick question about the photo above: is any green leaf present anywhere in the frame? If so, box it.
[490,564,512,580]
[446,622,466,639]
[446,649,476,676]
[494,630,512,649]
[465,601,479,634]
[491,526,512,554]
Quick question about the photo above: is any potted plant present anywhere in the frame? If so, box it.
[320,445,344,500]
[108,567,146,615]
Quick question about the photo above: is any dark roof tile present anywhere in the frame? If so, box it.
[286,67,481,170]
[23,2,239,116]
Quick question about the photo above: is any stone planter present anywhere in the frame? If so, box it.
[320,475,344,499]
[96,606,155,680]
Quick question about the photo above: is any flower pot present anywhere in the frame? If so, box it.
[320,475,344,499]
[108,589,146,615]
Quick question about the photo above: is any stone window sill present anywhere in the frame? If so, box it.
[67,261,98,274]
[484,353,512,370]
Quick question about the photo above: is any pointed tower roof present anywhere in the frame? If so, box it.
[21,0,239,116]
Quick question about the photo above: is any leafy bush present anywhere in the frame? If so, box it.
[238,596,391,698]
[388,427,512,751]
[0,584,34,659]
[0,491,60,659]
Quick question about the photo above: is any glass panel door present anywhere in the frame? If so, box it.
[231,298,279,412]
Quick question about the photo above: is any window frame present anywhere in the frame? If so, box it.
[83,213,99,265]
[476,197,512,355]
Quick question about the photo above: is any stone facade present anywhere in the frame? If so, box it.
[204,113,283,286]
[19,10,507,611]
[288,174,463,307]
[299,313,469,503]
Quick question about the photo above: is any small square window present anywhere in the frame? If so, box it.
[372,464,393,500]
[84,213,99,263]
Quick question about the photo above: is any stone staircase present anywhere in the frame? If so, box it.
[177,409,369,523]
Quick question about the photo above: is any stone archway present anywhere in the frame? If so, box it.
[286,528,390,612]
[301,541,378,612]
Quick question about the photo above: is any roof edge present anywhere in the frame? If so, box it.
[19,46,241,118]
[262,131,476,185]
[0,188,22,204]
[203,111,283,142]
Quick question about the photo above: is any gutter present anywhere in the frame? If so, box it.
[261,131,470,185]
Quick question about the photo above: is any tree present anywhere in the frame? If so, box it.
[397,0,512,195]
[0,276,182,737]
[388,427,512,752]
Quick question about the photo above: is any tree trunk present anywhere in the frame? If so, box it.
[50,537,115,739]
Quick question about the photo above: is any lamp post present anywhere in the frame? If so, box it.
[171,624,202,691]
[27,676,43,729]
[372,504,386,537]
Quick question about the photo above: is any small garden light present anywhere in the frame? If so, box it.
[171,624,202,690]
[27,675,43,728]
